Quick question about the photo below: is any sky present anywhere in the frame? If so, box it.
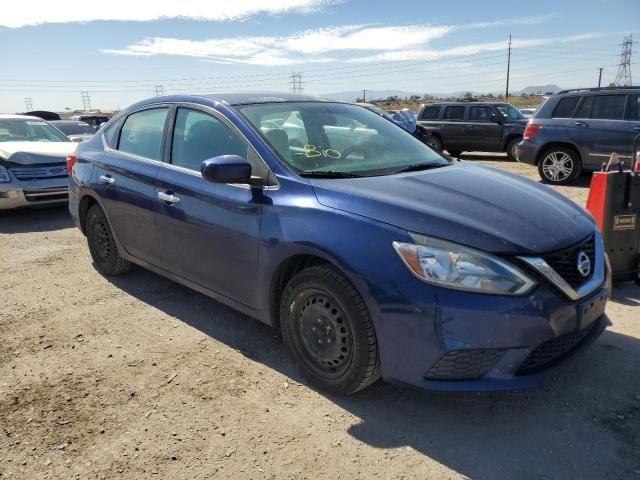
[0,0,638,112]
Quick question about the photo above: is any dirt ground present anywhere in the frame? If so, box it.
[1,155,638,480]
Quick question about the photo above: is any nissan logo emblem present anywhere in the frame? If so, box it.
[576,251,591,278]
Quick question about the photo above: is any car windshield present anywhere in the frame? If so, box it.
[237,102,448,177]
[0,119,69,142]
[496,104,525,120]
[53,122,95,135]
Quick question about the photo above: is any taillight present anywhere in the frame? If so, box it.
[66,154,77,173]
[523,123,541,140]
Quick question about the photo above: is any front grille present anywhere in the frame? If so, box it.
[425,349,507,380]
[517,322,597,375]
[23,188,68,202]
[542,235,595,289]
[10,165,68,181]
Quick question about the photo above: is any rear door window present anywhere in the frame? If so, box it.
[118,108,169,161]
[590,95,626,120]
[421,105,441,120]
[552,97,580,118]
[625,94,640,121]
[443,106,466,120]
[575,96,593,118]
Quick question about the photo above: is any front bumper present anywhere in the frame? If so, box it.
[372,271,610,391]
[0,179,68,209]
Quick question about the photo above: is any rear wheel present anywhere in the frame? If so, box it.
[280,265,380,395]
[506,137,521,161]
[429,135,443,152]
[538,147,582,185]
[86,204,131,276]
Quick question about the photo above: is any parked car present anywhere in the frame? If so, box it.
[69,93,610,395]
[516,86,640,185]
[417,101,527,160]
[50,120,96,142]
[520,108,537,118]
[69,114,110,129]
[0,115,77,209]
[357,103,431,144]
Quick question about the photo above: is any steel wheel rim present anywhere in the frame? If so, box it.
[293,290,354,378]
[511,142,519,159]
[542,152,573,182]
[91,217,112,262]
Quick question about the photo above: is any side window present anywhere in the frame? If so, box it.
[103,119,122,148]
[469,107,493,122]
[421,106,441,120]
[591,95,626,120]
[443,106,465,120]
[118,108,169,161]
[625,94,640,121]
[552,97,579,118]
[171,108,269,180]
[575,96,593,118]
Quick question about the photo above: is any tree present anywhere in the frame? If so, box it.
[463,91,473,99]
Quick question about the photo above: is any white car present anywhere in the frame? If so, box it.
[0,115,77,209]
[519,108,537,118]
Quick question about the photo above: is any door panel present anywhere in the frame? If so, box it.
[464,106,502,150]
[441,106,467,149]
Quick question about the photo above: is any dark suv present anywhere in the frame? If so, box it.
[417,102,527,159]
[517,87,640,185]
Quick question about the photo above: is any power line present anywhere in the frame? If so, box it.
[505,34,512,99]
[614,34,633,86]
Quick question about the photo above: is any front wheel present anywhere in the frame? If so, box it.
[506,138,521,161]
[280,265,380,395]
[86,204,132,276]
[538,147,582,185]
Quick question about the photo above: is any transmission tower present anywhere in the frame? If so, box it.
[154,85,165,96]
[81,91,92,111]
[24,97,33,111]
[614,34,633,86]
[290,72,303,93]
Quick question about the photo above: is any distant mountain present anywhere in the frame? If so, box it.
[319,90,423,102]
[514,84,562,95]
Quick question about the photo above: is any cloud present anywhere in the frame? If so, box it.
[0,0,334,28]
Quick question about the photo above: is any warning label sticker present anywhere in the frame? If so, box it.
[613,214,636,230]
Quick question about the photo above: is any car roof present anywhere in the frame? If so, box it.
[0,114,46,121]
[130,92,332,110]
[50,120,88,124]
[425,102,506,106]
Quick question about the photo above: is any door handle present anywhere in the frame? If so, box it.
[99,174,115,185]
[574,121,589,127]
[158,191,180,204]
[633,126,640,132]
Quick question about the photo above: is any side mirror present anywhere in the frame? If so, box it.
[201,155,252,184]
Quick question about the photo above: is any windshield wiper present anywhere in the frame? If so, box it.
[299,170,364,179]
[390,163,446,174]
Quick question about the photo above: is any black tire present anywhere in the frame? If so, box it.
[429,135,443,152]
[85,204,132,276]
[280,265,380,395]
[446,150,462,157]
[506,137,521,161]
[537,147,582,185]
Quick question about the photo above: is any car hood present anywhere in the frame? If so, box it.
[309,162,594,255]
[0,141,77,164]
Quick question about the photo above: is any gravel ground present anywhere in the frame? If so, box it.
[1,155,638,480]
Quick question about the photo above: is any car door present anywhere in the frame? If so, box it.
[625,93,640,155]
[440,105,467,150]
[93,106,169,265]
[154,106,270,309]
[465,106,502,151]
[568,94,632,169]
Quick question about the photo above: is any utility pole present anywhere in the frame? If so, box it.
[290,72,303,93]
[362,89,367,102]
[81,91,91,112]
[614,34,633,86]
[154,85,165,96]
[597,68,603,88]
[24,97,33,111]
[505,34,511,100]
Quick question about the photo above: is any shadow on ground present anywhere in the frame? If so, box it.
[107,266,640,480]
[0,206,73,234]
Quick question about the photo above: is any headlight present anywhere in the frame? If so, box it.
[393,233,536,295]
[0,166,11,183]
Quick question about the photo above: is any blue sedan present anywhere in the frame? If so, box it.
[68,93,610,394]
